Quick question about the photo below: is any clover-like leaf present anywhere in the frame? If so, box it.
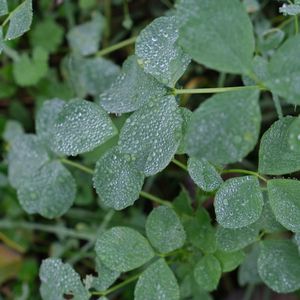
[185,90,261,164]
[188,157,223,192]
[214,176,264,229]
[267,179,300,232]
[3,120,24,142]
[214,249,245,273]
[178,0,255,74]
[258,116,300,175]
[100,55,167,113]
[8,134,50,188]
[134,258,180,300]
[176,107,192,154]
[0,0,8,16]
[279,3,300,16]
[194,255,221,292]
[258,240,300,293]
[51,99,117,156]
[0,27,3,54]
[288,116,300,153]
[95,227,154,272]
[93,147,144,210]
[67,13,104,56]
[17,161,76,219]
[5,0,33,40]
[145,206,186,253]
[39,258,89,300]
[265,35,300,105]
[136,16,190,87]
[118,96,182,176]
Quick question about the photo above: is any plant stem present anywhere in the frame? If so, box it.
[0,220,95,241]
[173,85,265,95]
[96,36,137,56]
[243,284,255,300]
[222,169,268,183]
[272,94,283,119]
[0,231,25,253]
[92,273,141,296]
[172,158,188,171]
[140,191,173,207]
[61,158,94,175]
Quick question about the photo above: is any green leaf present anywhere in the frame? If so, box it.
[288,116,300,152]
[145,206,186,253]
[194,255,221,292]
[173,188,193,216]
[30,18,64,53]
[8,134,49,188]
[67,13,104,56]
[185,90,261,164]
[66,55,120,97]
[5,0,33,40]
[295,233,300,254]
[51,99,117,156]
[258,116,300,175]
[214,250,245,273]
[265,35,300,105]
[40,258,89,300]
[13,47,48,86]
[100,55,166,113]
[95,227,154,272]
[0,26,3,54]
[17,161,76,219]
[35,99,65,145]
[238,245,261,286]
[93,147,144,210]
[267,179,300,232]
[187,157,223,192]
[279,3,300,16]
[118,96,182,176]
[91,257,120,291]
[134,258,180,300]
[178,0,255,74]
[3,120,24,142]
[176,107,192,154]
[258,240,300,293]
[135,16,190,87]
[0,0,8,16]
[216,224,259,252]
[215,176,264,229]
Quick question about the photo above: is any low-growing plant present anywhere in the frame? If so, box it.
[1,0,300,299]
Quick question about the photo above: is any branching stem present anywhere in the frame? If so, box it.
[222,169,268,183]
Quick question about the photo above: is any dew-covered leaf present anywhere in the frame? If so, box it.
[5,0,33,40]
[145,206,186,253]
[17,161,76,219]
[134,258,180,300]
[176,107,192,154]
[118,96,182,176]
[0,0,8,16]
[51,99,116,156]
[238,245,261,286]
[3,120,24,142]
[178,0,255,74]
[99,55,167,113]
[216,224,259,252]
[215,176,264,229]
[95,227,154,272]
[0,26,3,54]
[13,47,48,86]
[267,179,300,232]
[264,35,300,105]
[36,98,65,144]
[93,147,144,210]
[279,3,300,16]
[8,134,49,188]
[91,257,120,291]
[214,250,245,273]
[258,240,300,293]
[39,258,89,300]
[194,255,221,292]
[288,116,300,153]
[185,90,261,164]
[188,157,222,192]
[65,55,120,97]
[136,16,190,87]
[295,233,300,254]
[67,13,104,56]
[258,116,300,175]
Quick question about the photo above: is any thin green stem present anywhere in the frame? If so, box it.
[172,158,188,171]
[140,191,173,207]
[243,284,255,300]
[0,220,95,241]
[61,158,94,175]
[173,85,265,95]
[222,169,267,183]
[92,273,141,296]
[96,36,137,56]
